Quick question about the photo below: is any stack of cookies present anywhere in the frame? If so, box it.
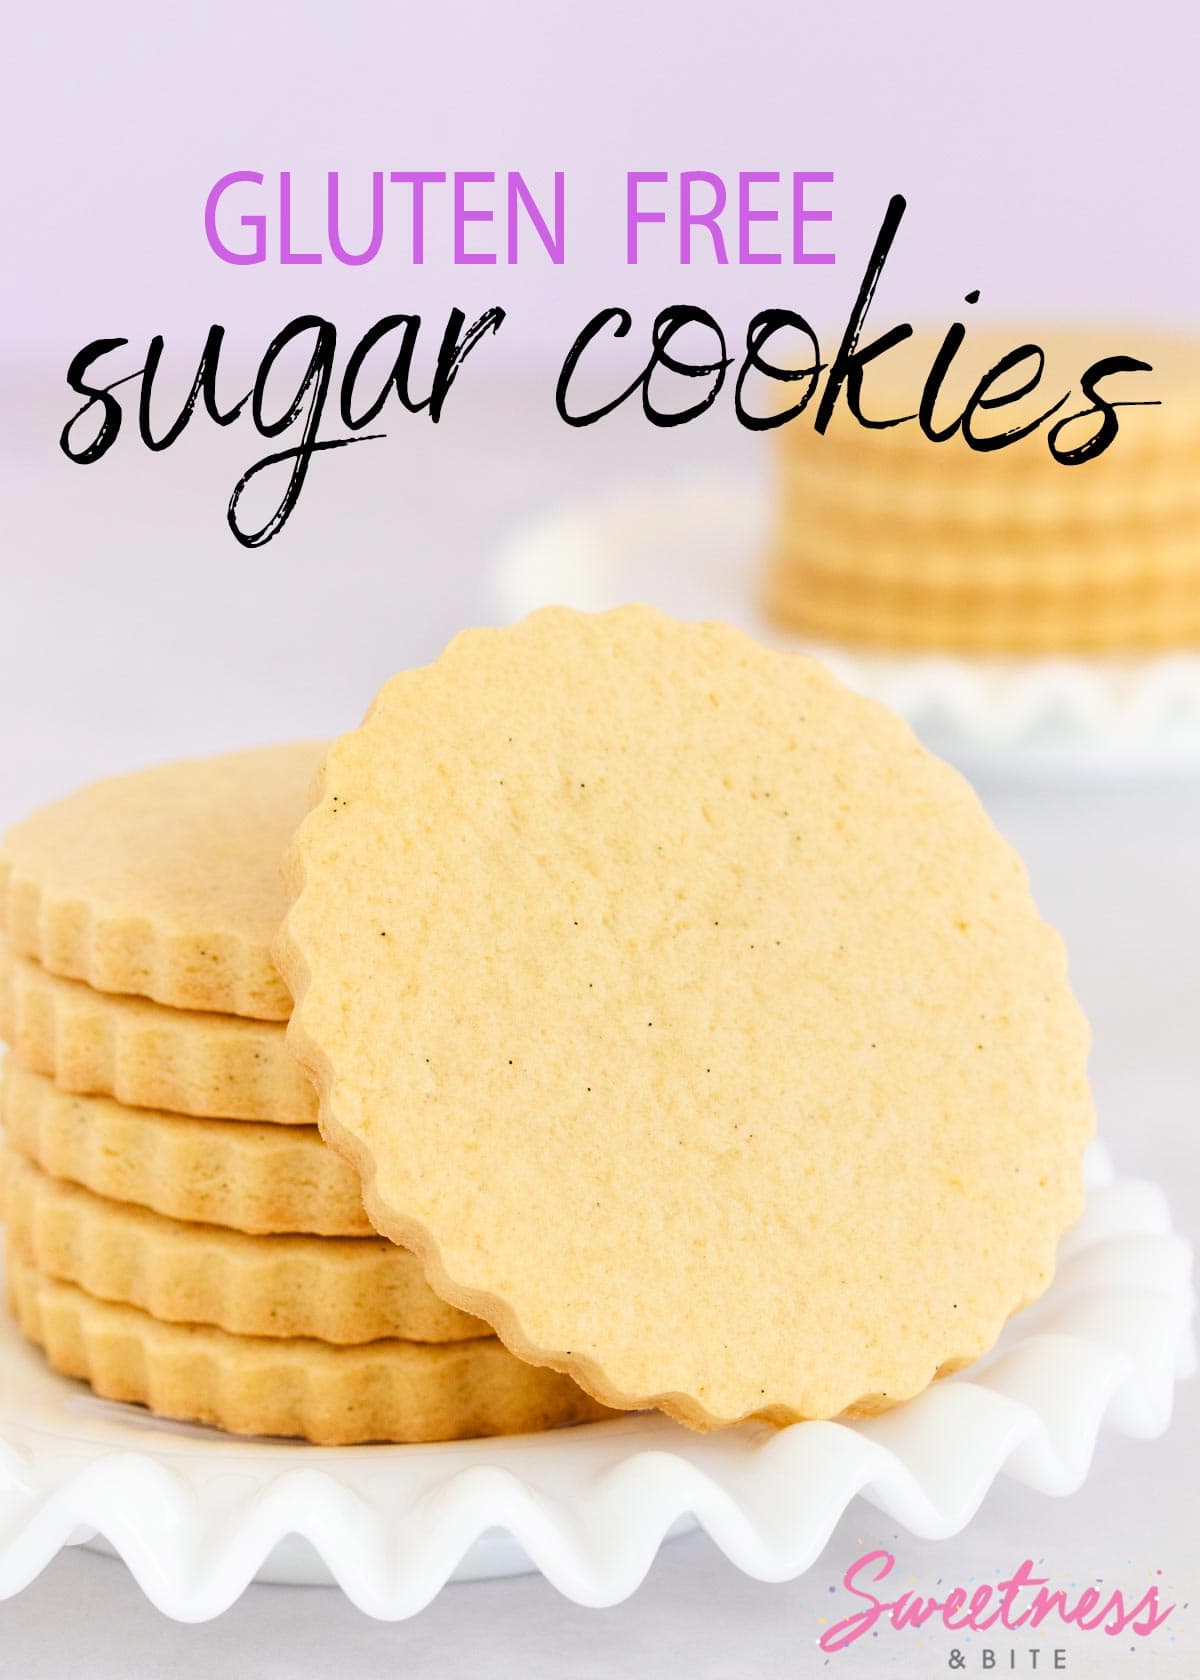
[1,610,1096,1441]
[0,743,608,1443]
[766,330,1200,653]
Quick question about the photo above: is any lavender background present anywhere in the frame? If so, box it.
[0,5,1197,1674]
[5,0,1197,362]
[2,0,1197,812]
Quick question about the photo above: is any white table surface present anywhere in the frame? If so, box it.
[0,377,1196,1676]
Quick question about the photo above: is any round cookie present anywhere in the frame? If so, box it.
[777,449,1200,529]
[0,941,316,1124]
[2,1150,483,1343]
[278,606,1094,1430]
[1,1061,369,1235]
[762,572,1200,654]
[0,743,325,1020]
[6,1250,611,1445]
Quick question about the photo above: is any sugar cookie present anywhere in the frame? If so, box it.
[0,743,325,1019]
[1,1061,368,1235]
[2,1150,482,1342]
[0,941,316,1124]
[6,1248,611,1444]
[278,606,1094,1430]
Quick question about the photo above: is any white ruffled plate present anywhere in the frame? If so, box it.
[0,1143,1192,1622]
[490,481,1200,777]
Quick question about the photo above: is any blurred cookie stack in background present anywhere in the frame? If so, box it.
[766,330,1200,653]
[0,745,608,1443]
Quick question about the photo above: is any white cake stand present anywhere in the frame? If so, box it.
[0,1143,1192,1622]
[490,480,1200,778]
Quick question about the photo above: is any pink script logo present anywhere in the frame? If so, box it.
[820,1550,1174,1655]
